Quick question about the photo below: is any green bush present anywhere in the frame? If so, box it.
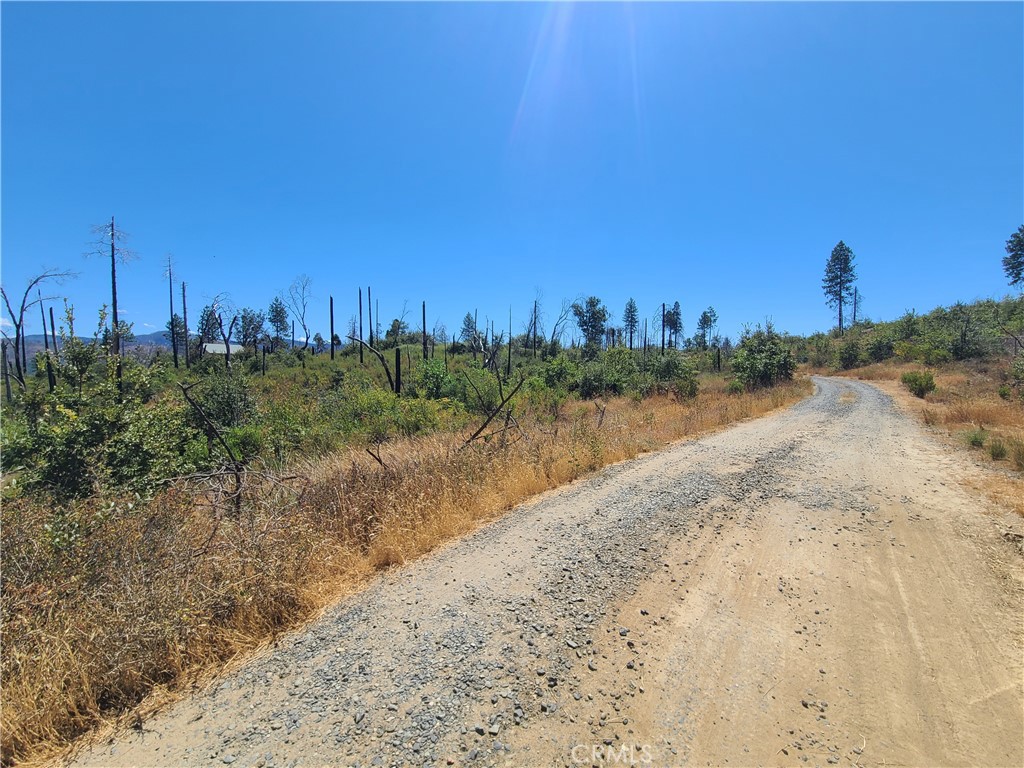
[900,371,936,398]
[224,424,264,461]
[726,379,745,395]
[838,339,862,370]
[190,373,255,430]
[671,369,699,400]
[988,439,1007,461]
[732,323,795,390]
[966,428,986,448]
[866,335,894,363]
[1009,438,1024,471]
[576,363,605,400]
[412,358,455,400]
[543,356,577,389]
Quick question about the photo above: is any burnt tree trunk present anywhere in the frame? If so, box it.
[168,258,178,368]
[109,217,122,392]
[394,346,402,395]
[182,282,191,369]
[358,288,364,364]
[1,343,11,403]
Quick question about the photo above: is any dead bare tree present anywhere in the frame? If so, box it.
[283,274,313,349]
[0,269,74,388]
[89,218,137,392]
[210,294,238,373]
[549,297,576,347]
[165,254,179,368]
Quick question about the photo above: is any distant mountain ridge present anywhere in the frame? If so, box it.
[11,332,175,364]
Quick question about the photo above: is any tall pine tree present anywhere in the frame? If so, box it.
[823,241,857,335]
[623,298,639,350]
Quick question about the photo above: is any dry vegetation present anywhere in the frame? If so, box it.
[0,378,809,766]
[838,360,1024,516]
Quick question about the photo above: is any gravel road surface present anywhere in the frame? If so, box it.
[69,377,1023,768]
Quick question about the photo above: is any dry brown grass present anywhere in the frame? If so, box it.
[837,360,1024,515]
[0,379,810,766]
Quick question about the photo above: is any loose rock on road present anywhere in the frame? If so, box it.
[70,377,1023,768]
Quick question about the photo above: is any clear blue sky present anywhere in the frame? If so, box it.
[3,2,1022,344]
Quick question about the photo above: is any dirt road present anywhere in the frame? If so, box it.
[69,378,1023,768]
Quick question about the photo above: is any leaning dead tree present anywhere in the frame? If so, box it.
[347,335,395,392]
[0,269,74,389]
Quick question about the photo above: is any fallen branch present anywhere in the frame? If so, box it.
[462,374,525,447]
[179,382,243,515]
[366,445,388,469]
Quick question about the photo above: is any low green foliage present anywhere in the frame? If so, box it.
[900,371,936,398]
[966,428,987,448]
[731,323,795,390]
[792,296,1024,371]
[838,339,862,370]
[1009,438,1024,471]
[988,438,1007,461]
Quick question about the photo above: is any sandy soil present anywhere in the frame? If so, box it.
[67,378,1023,768]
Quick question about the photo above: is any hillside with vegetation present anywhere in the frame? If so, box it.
[2,226,1022,765]
[0,242,806,764]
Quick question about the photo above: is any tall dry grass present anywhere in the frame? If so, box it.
[1,379,809,765]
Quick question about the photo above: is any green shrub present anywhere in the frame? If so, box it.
[838,339,862,370]
[671,371,699,400]
[806,334,834,368]
[191,373,255,430]
[1009,438,1024,471]
[966,428,986,448]
[732,323,795,390]
[543,355,577,389]
[866,335,894,363]
[988,439,1007,461]
[412,358,454,400]
[900,371,936,398]
[727,379,745,395]
[224,424,264,461]
[577,363,607,399]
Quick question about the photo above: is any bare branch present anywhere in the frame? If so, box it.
[462,374,526,448]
